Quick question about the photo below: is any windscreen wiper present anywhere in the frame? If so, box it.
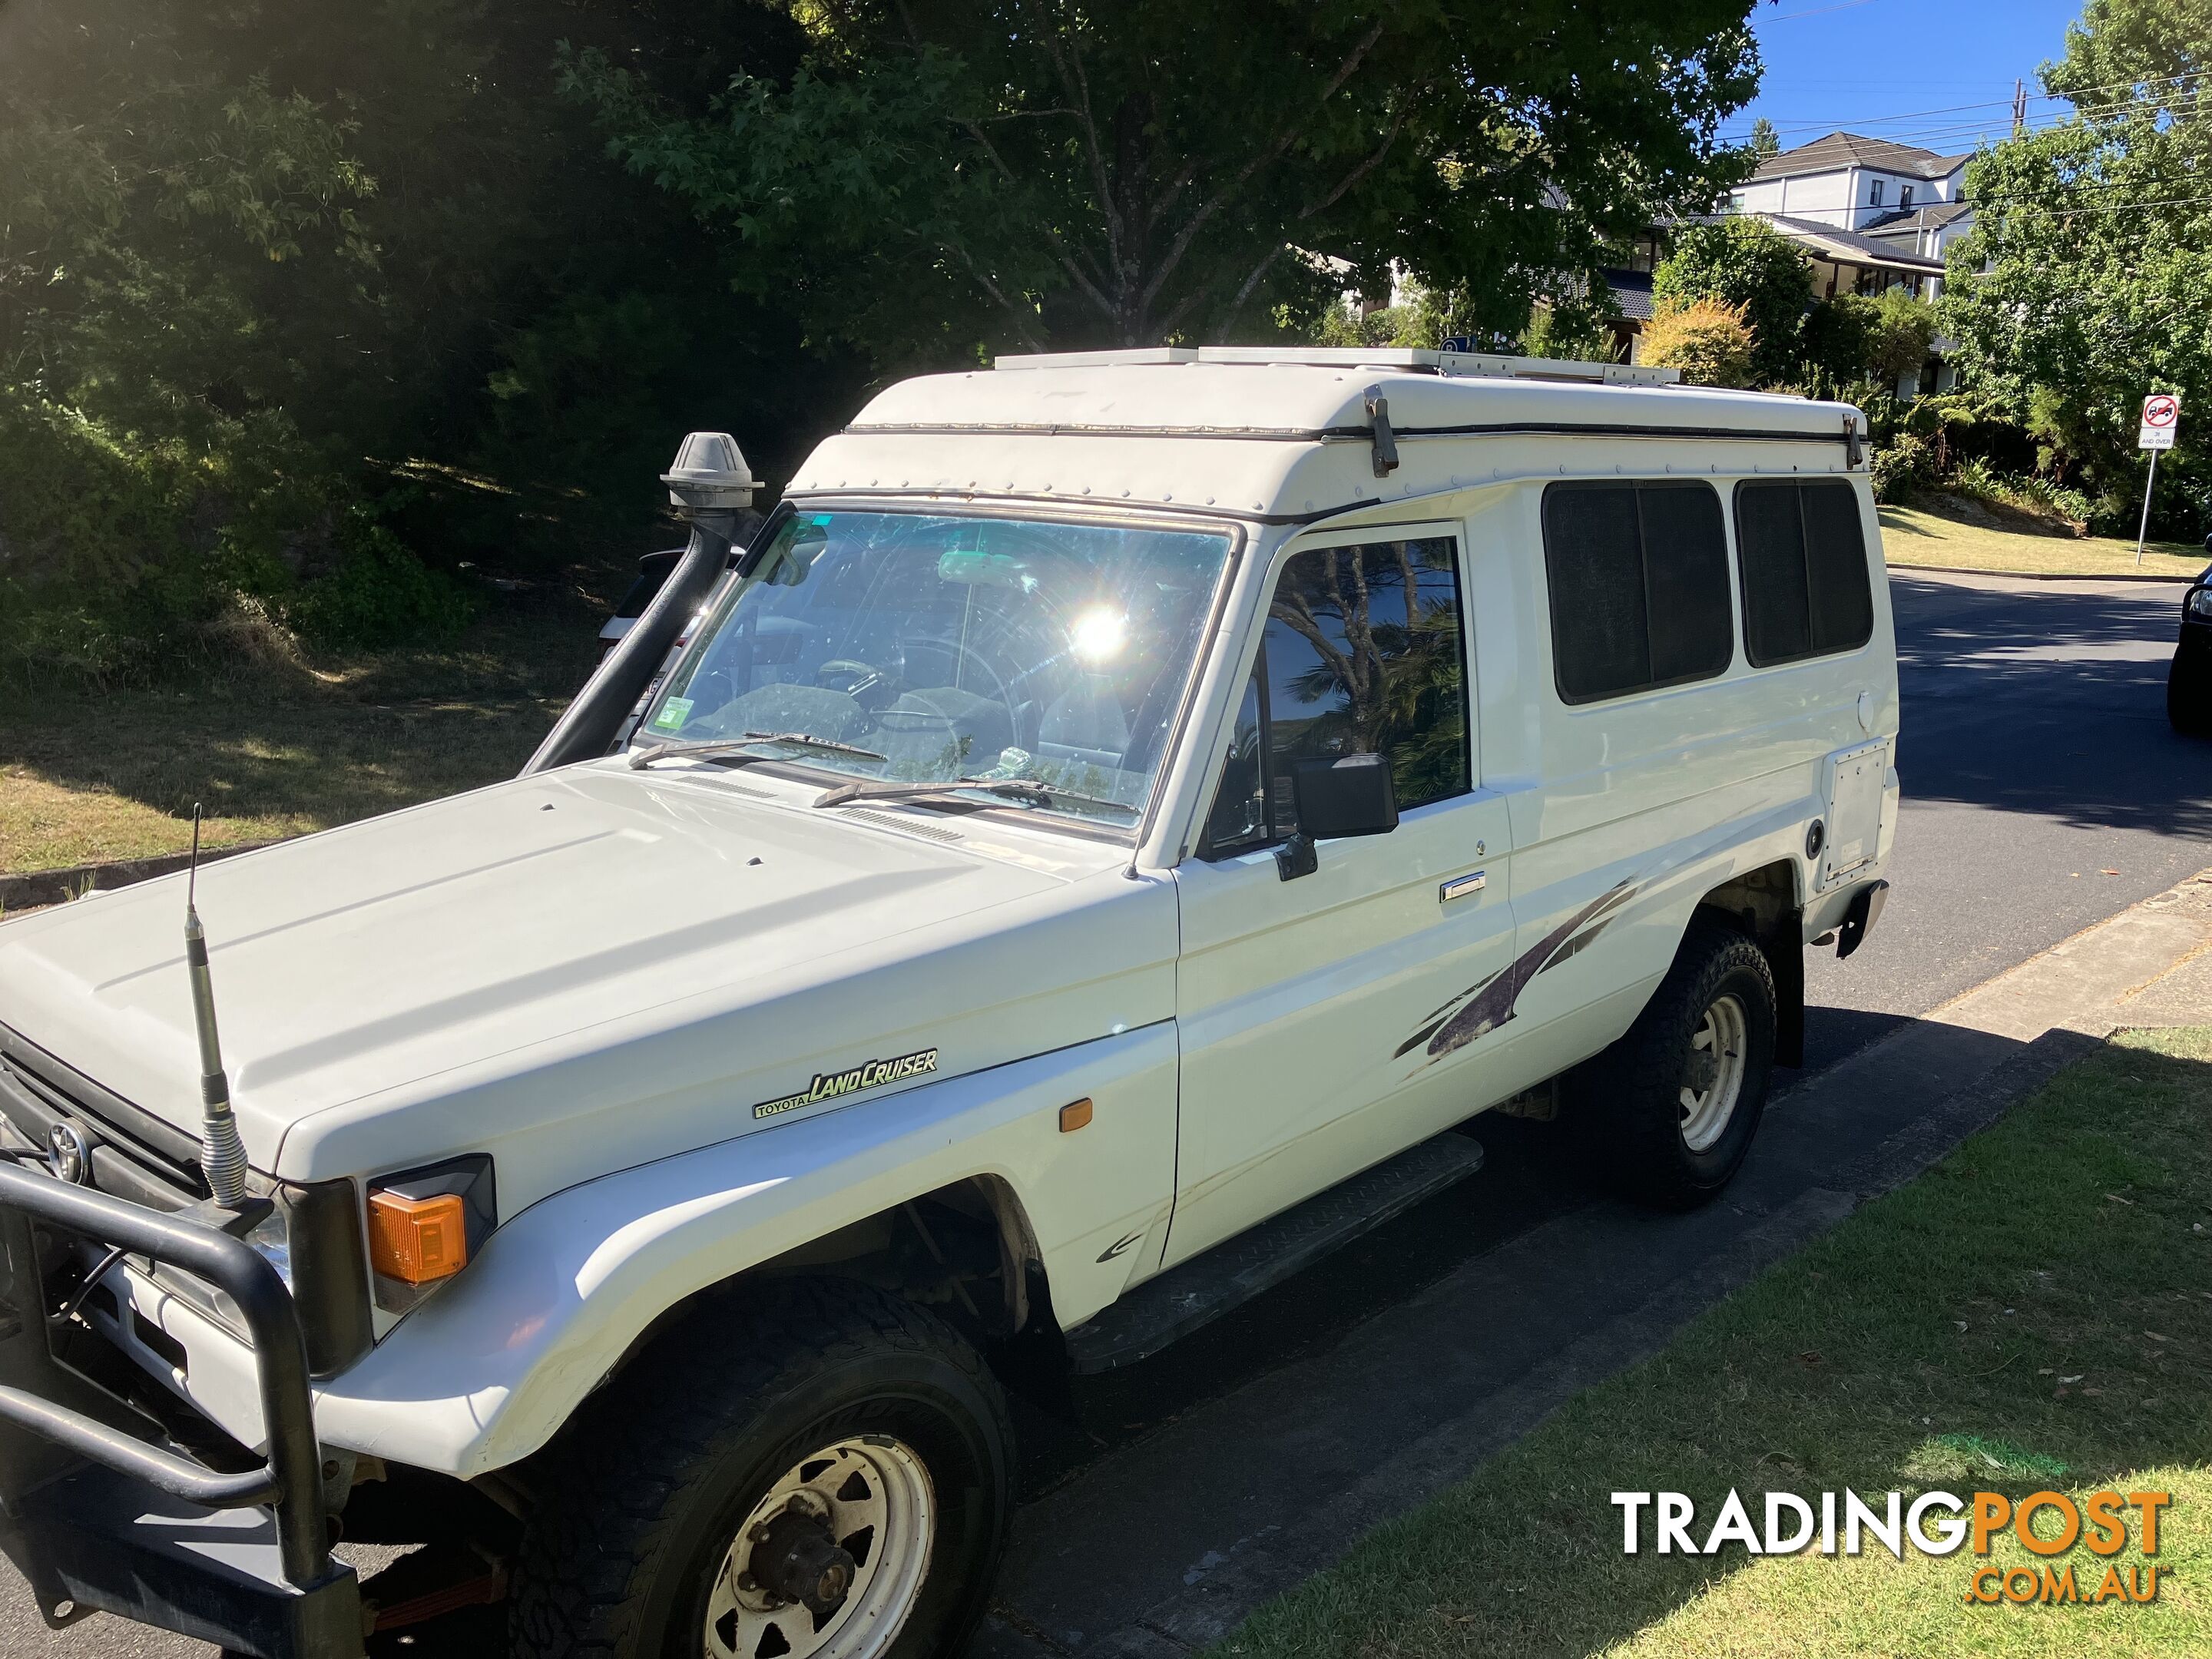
[627,731,889,770]
[812,775,1134,817]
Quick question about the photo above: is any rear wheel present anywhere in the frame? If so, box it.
[1570,919,1777,1208]
[509,1279,1012,1659]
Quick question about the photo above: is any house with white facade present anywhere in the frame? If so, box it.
[1598,132,1978,393]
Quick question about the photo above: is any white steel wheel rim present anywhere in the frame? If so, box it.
[1679,992,1748,1154]
[703,1435,935,1659]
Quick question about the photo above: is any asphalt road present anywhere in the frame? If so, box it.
[2,568,2206,1658]
[1800,568,2212,1065]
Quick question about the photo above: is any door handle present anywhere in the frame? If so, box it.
[1439,870,1486,904]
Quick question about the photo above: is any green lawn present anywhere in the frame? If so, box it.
[0,598,600,875]
[1214,1025,2212,1659]
[1879,504,2208,580]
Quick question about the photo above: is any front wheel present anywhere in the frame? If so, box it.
[509,1280,1013,1659]
[1569,919,1777,1208]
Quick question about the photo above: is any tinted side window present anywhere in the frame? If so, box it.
[1541,482,1733,703]
[1735,479,1875,666]
[1202,538,1471,853]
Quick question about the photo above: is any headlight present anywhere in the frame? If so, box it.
[151,1177,374,1376]
[2187,587,2212,621]
[366,1155,495,1314]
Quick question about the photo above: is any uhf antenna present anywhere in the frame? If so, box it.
[183,806,250,1207]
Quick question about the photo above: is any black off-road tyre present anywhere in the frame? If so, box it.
[1568,919,1777,1209]
[508,1278,1014,1659]
[2170,651,2212,737]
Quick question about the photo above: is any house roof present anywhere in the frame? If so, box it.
[1752,132,1970,182]
[1600,270,1656,322]
[1748,213,1948,273]
[1860,200,1977,235]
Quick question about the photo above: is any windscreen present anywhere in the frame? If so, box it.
[639,510,1235,826]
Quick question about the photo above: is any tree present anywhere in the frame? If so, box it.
[1939,0,2212,531]
[1650,216,1812,384]
[1800,286,1936,389]
[1864,288,1936,385]
[1639,296,1754,386]
[1750,115,1781,157]
[0,0,869,678]
[568,0,1764,355]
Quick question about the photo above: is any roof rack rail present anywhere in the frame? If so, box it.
[992,346,1681,388]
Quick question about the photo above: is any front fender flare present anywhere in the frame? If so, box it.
[310,1024,1176,1475]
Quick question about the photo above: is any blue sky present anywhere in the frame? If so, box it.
[1726,0,2091,158]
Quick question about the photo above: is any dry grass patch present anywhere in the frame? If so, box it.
[0,598,601,875]
[1879,505,2207,580]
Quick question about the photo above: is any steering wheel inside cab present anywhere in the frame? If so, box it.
[813,658,890,707]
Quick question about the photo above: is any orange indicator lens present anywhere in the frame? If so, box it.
[368,1190,469,1284]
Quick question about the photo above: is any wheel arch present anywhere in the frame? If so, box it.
[1691,859,1805,1068]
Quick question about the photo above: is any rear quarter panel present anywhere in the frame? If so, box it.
[1471,464,1897,1073]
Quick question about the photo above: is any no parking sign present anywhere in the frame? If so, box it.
[2139,392,2181,450]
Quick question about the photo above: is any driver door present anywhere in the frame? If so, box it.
[1166,528,1518,1268]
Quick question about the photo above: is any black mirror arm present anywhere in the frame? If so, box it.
[1275,832,1318,882]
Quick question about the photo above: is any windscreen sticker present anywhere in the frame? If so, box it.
[753,1047,939,1119]
[651,697,693,731]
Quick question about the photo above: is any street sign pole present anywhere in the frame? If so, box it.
[2135,445,2159,568]
[2134,392,2182,566]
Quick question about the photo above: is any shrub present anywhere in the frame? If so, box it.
[1799,296,1876,386]
[1870,434,1936,504]
[286,523,479,651]
[1638,296,1754,388]
[1950,458,2094,529]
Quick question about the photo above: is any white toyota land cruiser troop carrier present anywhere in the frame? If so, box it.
[0,348,1896,1659]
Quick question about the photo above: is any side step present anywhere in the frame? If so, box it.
[1065,1133,1485,1373]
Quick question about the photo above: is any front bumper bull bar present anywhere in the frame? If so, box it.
[0,1160,362,1657]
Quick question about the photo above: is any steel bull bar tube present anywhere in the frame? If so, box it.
[0,1160,359,1652]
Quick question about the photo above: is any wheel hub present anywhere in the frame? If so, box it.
[1678,992,1749,1154]
[750,1502,857,1616]
[704,1436,935,1659]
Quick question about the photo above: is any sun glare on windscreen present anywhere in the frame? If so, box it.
[1069,607,1130,663]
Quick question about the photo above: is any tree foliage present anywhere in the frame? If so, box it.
[1651,216,1812,384]
[2,0,1769,680]
[570,0,1763,352]
[1939,0,2212,533]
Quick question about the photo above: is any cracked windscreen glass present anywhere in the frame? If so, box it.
[637,511,1235,825]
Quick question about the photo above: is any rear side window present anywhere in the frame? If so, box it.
[1734,479,1875,666]
[1541,482,1733,704]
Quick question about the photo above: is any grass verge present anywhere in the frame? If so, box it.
[1880,505,2207,580]
[1215,1025,2212,1658]
[0,595,600,875]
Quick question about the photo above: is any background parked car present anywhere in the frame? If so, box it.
[2169,543,2212,737]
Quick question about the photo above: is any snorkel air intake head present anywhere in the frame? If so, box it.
[661,430,757,525]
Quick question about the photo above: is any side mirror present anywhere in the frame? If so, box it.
[1277,753,1399,880]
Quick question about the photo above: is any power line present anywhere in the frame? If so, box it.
[1718,69,2212,140]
